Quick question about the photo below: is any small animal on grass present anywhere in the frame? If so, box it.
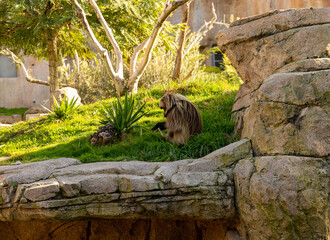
[151,92,202,146]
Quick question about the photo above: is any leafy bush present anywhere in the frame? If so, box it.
[140,30,207,89]
[44,96,79,120]
[59,57,116,104]
[100,93,146,137]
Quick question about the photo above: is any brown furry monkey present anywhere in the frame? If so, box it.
[152,93,202,146]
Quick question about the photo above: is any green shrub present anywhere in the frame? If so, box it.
[45,96,79,120]
[100,93,146,137]
[59,57,116,104]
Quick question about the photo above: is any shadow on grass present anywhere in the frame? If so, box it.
[2,117,234,165]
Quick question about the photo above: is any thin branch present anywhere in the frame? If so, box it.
[184,3,228,57]
[0,49,49,86]
[70,0,124,94]
[130,38,149,76]
[128,0,191,90]
[129,0,173,78]
[87,0,123,76]
[172,2,190,82]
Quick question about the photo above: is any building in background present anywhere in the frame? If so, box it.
[1,0,328,108]
[0,56,49,108]
[170,0,330,65]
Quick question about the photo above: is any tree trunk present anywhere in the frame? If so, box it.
[45,31,59,109]
[172,3,190,82]
[74,50,80,90]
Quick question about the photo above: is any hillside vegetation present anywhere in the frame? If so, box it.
[0,68,241,165]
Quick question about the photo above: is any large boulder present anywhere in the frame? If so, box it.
[217,8,330,157]
[53,87,82,105]
[217,8,330,239]
[234,156,328,240]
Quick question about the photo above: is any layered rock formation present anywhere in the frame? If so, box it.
[217,8,329,239]
[217,8,330,156]
[0,139,252,239]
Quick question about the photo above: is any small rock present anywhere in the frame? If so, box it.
[11,161,22,165]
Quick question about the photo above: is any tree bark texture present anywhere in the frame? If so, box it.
[45,31,59,108]
[172,3,190,82]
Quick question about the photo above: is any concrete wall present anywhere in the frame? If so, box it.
[170,0,330,65]
[0,56,49,109]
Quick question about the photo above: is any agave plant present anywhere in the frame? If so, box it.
[43,96,79,120]
[100,93,146,137]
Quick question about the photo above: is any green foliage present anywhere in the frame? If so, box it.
[59,57,115,104]
[100,93,146,137]
[44,96,79,120]
[0,65,241,164]
[0,0,167,61]
[0,0,89,60]
[88,0,166,58]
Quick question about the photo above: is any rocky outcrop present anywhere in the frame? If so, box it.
[0,139,251,223]
[217,8,330,156]
[217,8,329,239]
[0,140,252,239]
[53,87,82,106]
[234,156,328,239]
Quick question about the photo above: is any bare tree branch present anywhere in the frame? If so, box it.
[71,0,192,94]
[0,49,49,86]
[87,0,123,76]
[172,2,190,82]
[128,0,192,92]
[70,0,124,94]
[129,38,149,77]
[184,3,228,57]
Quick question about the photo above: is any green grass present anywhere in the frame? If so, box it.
[0,71,241,165]
[0,108,28,116]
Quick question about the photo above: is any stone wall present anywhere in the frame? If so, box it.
[0,140,252,239]
[217,8,329,239]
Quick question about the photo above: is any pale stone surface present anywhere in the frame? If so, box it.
[233,156,329,240]
[0,158,80,186]
[24,179,60,202]
[23,106,48,120]
[118,175,160,192]
[220,23,330,91]
[154,159,190,183]
[180,139,252,172]
[0,115,22,124]
[0,139,251,222]
[218,8,330,117]
[241,71,329,156]
[25,113,48,121]
[54,87,82,106]
[53,161,166,178]
[217,8,330,239]
[275,58,330,74]
[218,8,330,157]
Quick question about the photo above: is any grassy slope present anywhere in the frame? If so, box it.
[0,72,241,165]
[0,108,28,116]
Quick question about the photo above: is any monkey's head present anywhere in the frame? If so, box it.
[159,93,189,117]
